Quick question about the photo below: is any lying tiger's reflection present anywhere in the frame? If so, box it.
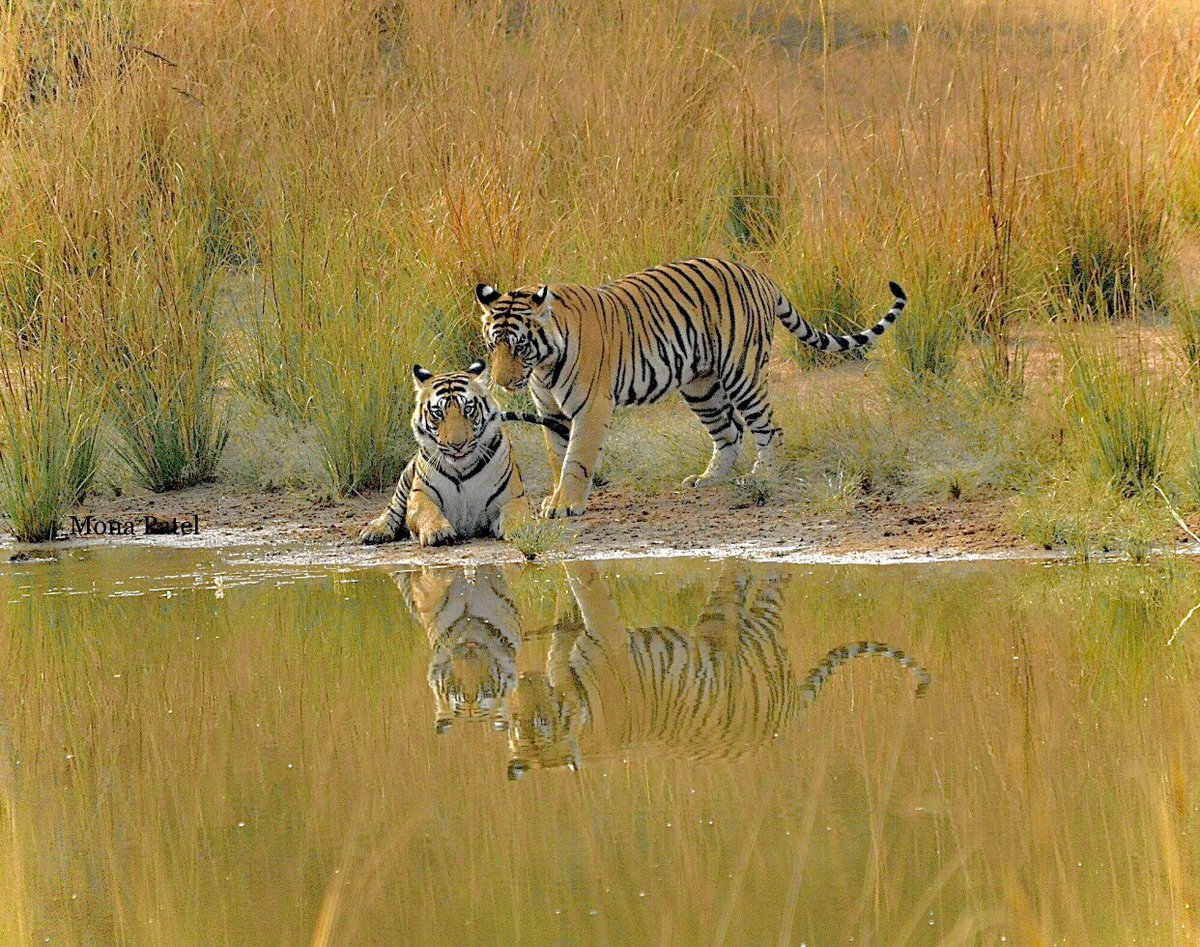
[401,565,522,734]
[398,562,929,779]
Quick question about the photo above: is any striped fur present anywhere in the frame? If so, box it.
[504,563,930,779]
[477,259,906,517]
[360,362,547,546]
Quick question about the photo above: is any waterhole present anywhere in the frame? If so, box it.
[1,548,1196,944]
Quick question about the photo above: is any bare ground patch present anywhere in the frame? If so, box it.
[46,477,1033,567]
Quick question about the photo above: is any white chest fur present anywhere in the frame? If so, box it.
[419,439,512,537]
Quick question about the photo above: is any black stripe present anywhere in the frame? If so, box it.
[500,410,571,440]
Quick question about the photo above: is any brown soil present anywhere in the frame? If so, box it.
[51,478,1034,567]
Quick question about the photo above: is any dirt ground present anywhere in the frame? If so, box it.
[48,478,1037,567]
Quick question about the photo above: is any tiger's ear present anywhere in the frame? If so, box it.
[476,283,501,309]
[465,360,486,377]
[413,364,434,386]
[531,284,549,308]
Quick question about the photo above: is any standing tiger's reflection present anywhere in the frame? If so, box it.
[397,562,930,778]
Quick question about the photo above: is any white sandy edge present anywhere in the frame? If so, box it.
[7,524,1193,569]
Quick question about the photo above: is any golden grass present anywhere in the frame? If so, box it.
[0,0,1198,531]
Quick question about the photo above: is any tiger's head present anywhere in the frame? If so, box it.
[427,624,517,734]
[504,671,587,780]
[476,283,559,391]
[411,361,501,464]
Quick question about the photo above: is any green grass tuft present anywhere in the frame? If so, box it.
[1064,342,1171,498]
[0,348,100,541]
[506,519,572,561]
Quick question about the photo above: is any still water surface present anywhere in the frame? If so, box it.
[1,547,1198,945]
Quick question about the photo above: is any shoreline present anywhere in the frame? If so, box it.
[0,480,1132,568]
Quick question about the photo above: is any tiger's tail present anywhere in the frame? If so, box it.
[800,640,930,708]
[777,281,906,353]
[500,410,571,441]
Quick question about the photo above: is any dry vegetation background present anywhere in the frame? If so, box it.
[1,0,1200,551]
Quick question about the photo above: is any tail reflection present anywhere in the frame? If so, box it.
[800,641,931,708]
[397,562,930,778]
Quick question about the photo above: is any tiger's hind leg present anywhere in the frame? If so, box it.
[730,380,782,479]
[680,375,742,488]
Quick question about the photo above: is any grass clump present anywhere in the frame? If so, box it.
[1040,104,1174,321]
[1173,300,1200,381]
[94,207,229,493]
[248,207,447,496]
[728,472,778,508]
[794,468,863,516]
[1014,478,1176,562]
[1064,342,1171,498]
[506,518,571,561]
[0,345,100,541]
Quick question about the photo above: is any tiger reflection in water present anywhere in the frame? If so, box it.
[400,565,522,734]
[505,562,929,779]
[399,563,929,778]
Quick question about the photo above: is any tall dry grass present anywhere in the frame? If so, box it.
[0,0,1198,519]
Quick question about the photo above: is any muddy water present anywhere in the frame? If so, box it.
[1,549,1198,945]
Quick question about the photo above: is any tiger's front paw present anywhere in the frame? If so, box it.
[682,472,728,489]
[359,517,398,545]
[417,523,457,547]
[540,496,586,519]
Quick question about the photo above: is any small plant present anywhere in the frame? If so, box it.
[876,217,974,398]
[882,292,968,396]
[1183,436,1200,509]
[507,518,571,561]
[796,467,863,515]
[728,472,776,508]
[1065,343,1171,497]
[1174,300,1200,381]
[976,332,1027,402]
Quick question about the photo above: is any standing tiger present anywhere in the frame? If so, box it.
[359,361,567,546]
[477,259,906,517]
[505,562,930,779]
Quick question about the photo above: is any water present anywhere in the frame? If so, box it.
[1,548,1198,945]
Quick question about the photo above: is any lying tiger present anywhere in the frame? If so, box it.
[477,259,906,517]
[359,361,568,546]
[505,561,930,779]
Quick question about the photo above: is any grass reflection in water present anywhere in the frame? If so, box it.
[0,550,1197,945]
